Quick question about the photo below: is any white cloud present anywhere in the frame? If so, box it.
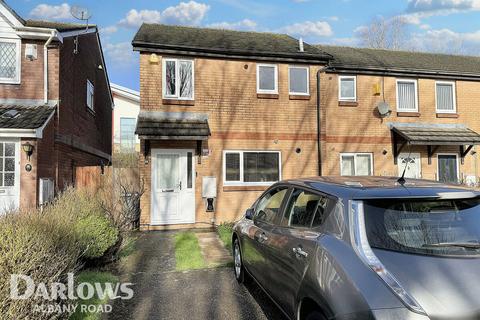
[119,1,210,28]
[30,3,72,20]
[278,21,333,38]
[207,19,257,30]
[104,42,137,65]
[100,25,118,35]
[406,0,479,13]
[410,28,480,54]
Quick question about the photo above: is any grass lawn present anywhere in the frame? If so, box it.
[70,271,118,320]
[217,223,234,253]
[174,232,206,271]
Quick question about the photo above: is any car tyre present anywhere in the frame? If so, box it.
[305,311,326,320]
[233,238,248,284]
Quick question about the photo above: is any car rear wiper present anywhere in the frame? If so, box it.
[422,242,480,249]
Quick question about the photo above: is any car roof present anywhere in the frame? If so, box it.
[281,176,478,200]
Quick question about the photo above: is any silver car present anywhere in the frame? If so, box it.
[232,176,480,320]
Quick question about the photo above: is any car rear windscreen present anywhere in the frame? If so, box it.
[364,198,480,257]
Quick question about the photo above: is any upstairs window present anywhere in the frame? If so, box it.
[338,76,356,101]
[289,66,309,95]
[120,117,136,150]
[163,58,194,100]
[340,153,373,176]
[224,150,281,185]
[257,64,278,94]
[0,39,20,84]
[436,81,456,113]
[396,79,418,112]
[86,80,94,111]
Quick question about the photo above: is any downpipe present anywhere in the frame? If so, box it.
[316,66,330,176]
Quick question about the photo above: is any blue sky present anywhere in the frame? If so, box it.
[10,0,480,90]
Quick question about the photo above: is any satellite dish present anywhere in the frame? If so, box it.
[377,102,391,118]
[70,6,92,21]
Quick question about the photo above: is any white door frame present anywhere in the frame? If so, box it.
[437,153,460,182]
[397,152,421,178]
[150,148,195,225]
[0,138,20,212]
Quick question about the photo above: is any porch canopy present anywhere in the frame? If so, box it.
[391,124,480,165]
[136,111,211,157]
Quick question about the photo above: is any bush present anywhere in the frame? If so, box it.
[0,211,82,319]
[75,214,118,259]
[0,188,121,319]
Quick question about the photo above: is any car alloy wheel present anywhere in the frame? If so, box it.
[234,240,242,279]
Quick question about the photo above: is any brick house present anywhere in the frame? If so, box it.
[0,1,113,211]
[133,24,480,229]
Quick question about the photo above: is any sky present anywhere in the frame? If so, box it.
[10,0,480,90]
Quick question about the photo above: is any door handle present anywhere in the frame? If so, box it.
[258,232,268,243]
[292,247,308,258]
[177,181,182,191]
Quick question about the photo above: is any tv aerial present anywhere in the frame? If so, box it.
[70,6,92,54]
[377,101,391,118]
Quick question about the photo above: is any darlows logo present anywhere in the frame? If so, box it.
[10,273,134,301]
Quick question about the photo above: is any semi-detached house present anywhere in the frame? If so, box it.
[133,23,480,229]
[0,1,113,211]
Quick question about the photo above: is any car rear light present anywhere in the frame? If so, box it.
[350,200,427,316]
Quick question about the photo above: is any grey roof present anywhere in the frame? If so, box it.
[136,111,210,140]
[0,105,55,129]
[392,125,480,145]
[132,24,331,62]
[25,20,96,32]
[317,45,480,79]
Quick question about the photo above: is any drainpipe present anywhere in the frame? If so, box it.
[316,65,330,176]
[44,30,56,105]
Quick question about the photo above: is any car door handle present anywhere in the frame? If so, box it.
[258,233,268,243]
[293,247,308,258]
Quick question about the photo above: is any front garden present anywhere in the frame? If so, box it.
[0,155,142,320]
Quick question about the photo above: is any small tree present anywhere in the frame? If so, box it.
[358,16,410,50]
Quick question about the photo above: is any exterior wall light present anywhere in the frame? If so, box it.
[22,142,34,161]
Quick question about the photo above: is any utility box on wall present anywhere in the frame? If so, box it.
[202,176,217,212]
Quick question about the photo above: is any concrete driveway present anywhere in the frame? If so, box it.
[105,231,287,320]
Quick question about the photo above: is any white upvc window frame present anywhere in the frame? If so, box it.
[340,152,374,176]
[396,78,419,112]
[436,153,460,182]
[223,150,282,186]
[0,38,21,84]
[435,81,457,114]
[288,65,309,95]
[86,79,94,111]
[338,75,357,101]
[162,58,195,100]
[256,63,278,94]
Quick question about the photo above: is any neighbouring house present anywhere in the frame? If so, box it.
[111,83,140,153]
[0,1,113,211]
[132,23,480,229]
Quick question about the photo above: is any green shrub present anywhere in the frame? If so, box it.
[75,214,119,259]
[0,211,82,319]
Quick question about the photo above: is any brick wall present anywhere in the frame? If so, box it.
[139,53,321,227]
[320,73,480,180]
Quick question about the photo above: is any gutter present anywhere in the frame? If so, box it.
[44,30,56,105]
[316,65,330,176]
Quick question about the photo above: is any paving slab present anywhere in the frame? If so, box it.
[196,232,232,266]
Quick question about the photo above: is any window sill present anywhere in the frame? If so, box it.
[338,101,358,107]
[397,112,420,117]
[162,99,195,106]
[257,93,279,99]
[436,113,459,118]
[289,94,310,100]
[223,185,269,192]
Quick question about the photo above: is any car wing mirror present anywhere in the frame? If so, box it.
[245,208,254,220]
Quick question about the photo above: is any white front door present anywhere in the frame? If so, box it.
[0,139,20,213]
[398,153,421,179]
[151,149,195,225]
